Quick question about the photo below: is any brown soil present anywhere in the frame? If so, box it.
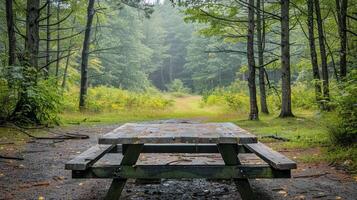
[0,124,356,200]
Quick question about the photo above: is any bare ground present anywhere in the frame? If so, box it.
[0,123,356,200]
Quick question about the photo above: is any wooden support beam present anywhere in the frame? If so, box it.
[218,143,255,200]
[121,144,249,154]
[104,144,143,200]
[72,164,291,179]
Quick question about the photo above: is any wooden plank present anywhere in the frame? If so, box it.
[65,145,116,170]
[117,144,250,154]
[244,142,297,170]
[125,144,248,154]
[99,123,257,144]
[72,164,291,179]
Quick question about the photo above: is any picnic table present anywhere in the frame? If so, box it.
[66,122,296,200]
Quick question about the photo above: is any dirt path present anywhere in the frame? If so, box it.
[0,123,356,200]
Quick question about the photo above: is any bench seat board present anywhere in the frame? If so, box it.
[99,123,257,144]
[244,142,297,170]
[65,145,116,170]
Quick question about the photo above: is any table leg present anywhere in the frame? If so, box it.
[104,144,143,200]
[217,144,255,200]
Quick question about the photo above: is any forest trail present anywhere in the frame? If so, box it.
[0,123,356,200]
[170,95,229,118]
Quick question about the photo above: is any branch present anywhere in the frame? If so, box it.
[204,49,247,55]
[256,58,278,69]
[37,13,52,23]
[88,46,121,54]
[347,14,357,21]
[14,24,26,39]
[39,30,84,41]
[347,29,357,36]
[39,10,73,27]
[234,0,281,20]
[39,1,48,12]
[39,51,75,70]
[199,9,247,23]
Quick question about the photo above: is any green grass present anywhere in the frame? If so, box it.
[60,95,240,125]
[234,110,329,149]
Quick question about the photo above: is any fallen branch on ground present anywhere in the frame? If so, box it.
[0,155,24,160]
[261,135,290,142]
[293,172,329,178]
[0,142,15,145]
[1,123,89,140]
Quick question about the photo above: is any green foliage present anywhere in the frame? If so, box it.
[63,85,173,113]
[0,65,62,124]
[328,70,357,145]
[25,79,63,124]
[166,79,190,94]
[0,77,17,120]
[184,34,241,92]
[202,81,250,113]
[291,82,316,109]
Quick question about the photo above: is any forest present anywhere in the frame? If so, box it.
[0,0,356,199]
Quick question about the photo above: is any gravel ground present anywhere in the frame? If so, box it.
[0,123,356,200]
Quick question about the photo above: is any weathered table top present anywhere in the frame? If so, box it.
[98,122,257,144]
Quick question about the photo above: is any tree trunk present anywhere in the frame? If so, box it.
[247,0,259,120]
[62,17,76,88]
[5,0,16,66]
[314,0,329,102]
[256,0,269,114]
[307,0,322,102]
[25,0,40,69]
[55,1,60,79]
[336,0,348,78]
[279,0,294,118]
[79,0,95,111]
[11,0,41,123]
[45,0,51,77]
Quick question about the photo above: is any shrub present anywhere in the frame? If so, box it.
[291,82,316,109]
[0,78,17,121]
[63,86,173,113]
[0,65,62,125]
[26,79,63,124]
[223,92,249,112]
[328,70,357,145]
[166,79,190,94]
[201,85,250,112]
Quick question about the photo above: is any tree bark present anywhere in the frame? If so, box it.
[25,0,40,69]
[11,0,41,123]
[5,0,16,66]
[279,0,294,118]
[79,0,95,111]
[247,0,259,120]
[55,1,60,79]
[45,0,51,77]
[314,0,329,101]
[306,0,322,102]
[62,17,76,88]
[256,0,269,114]
[336,0,348,78]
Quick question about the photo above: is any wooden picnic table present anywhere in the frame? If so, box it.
[66,122,296,200]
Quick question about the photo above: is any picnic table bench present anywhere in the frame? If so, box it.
[65,122,296,200]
